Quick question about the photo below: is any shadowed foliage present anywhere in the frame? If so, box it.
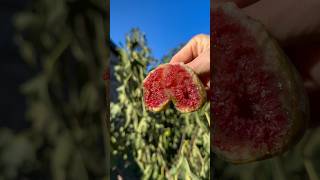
[0,0,109,179]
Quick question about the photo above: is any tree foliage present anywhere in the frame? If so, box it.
[0,0,108,179]
[111,28,210,179]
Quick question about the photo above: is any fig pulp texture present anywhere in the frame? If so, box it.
[143,63,206,112]
[211,3,309,163]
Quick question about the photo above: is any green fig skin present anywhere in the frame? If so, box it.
[143,63,207,113]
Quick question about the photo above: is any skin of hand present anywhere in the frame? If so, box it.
[216,0,320,125]
[242,0,320,46]
[170,34,210,91]
[215,0,320,45]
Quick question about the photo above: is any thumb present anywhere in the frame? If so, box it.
[186,50,210,76]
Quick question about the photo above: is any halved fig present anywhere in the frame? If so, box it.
[211,3,309,163]
[143,63,206,113]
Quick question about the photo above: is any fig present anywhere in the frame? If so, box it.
[211,3,309,163]
[143,63,207,112]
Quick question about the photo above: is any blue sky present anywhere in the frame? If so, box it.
[110,0,209,60]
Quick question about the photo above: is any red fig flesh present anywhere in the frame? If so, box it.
[143,63,206,112]
[211,3,309,163]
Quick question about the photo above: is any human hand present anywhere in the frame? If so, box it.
[215,0,320,46]
[170,34,210,91]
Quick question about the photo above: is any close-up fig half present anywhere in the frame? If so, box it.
[211,3,309,163]
[143,63,207,113]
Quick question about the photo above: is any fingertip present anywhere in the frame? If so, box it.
[169,55,183,64]
[186,51,210,75]
[186,61,202,76]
